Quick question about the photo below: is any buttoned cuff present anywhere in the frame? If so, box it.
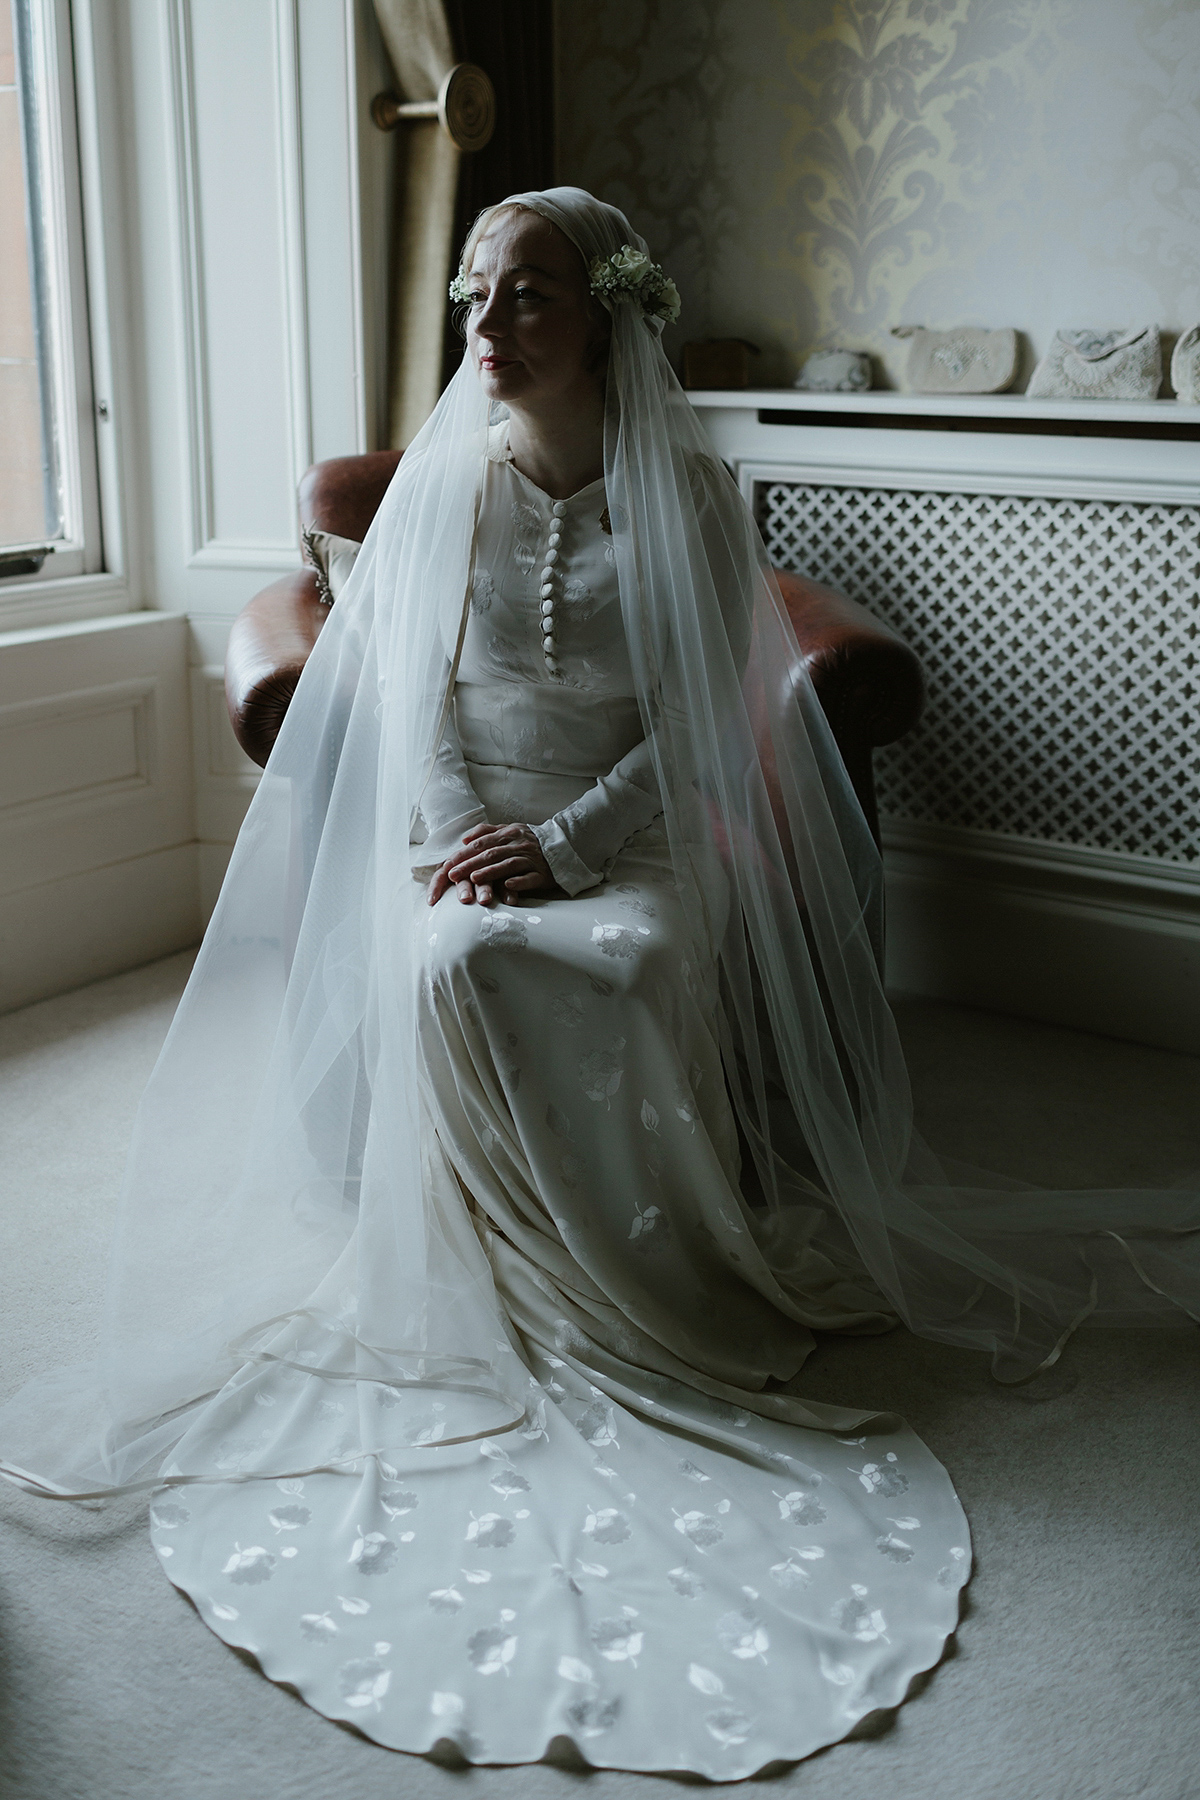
[531,818,605,896]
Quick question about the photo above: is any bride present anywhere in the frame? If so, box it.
[2,187,1196,1779]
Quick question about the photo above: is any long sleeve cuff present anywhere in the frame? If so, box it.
[531,818,606,896]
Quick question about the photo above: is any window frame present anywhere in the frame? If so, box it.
[1,0,132,631]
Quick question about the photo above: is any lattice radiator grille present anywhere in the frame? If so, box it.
[757,482,1200,865]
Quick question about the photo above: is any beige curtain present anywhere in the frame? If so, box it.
[373,0,461,448]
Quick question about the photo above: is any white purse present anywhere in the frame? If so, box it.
[1027,327,1162,400]
[890,325,1017,394]
[794,348,872,393]
[1170,327,1200,403]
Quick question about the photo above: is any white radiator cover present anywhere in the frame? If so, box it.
[691,392,1200,1052]
[757,482,1200,867]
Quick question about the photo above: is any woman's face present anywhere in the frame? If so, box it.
[464,209,607,412]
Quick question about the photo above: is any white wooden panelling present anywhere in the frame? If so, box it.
[0,613,192,888]
[0,844,198,1013]
[0,613,198,1008]
[296,0,363,461]
[168,0,310,567]
[190,663,261,851]
[0,678,156,817]
[158,3,370,914]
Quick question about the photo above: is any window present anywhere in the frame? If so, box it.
[1,0,100,584]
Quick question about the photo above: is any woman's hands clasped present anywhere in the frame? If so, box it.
[427,821,562,908]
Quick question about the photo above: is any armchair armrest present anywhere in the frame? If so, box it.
[225,451,404,768]
[298,450,403,541]
[773,568,923,840]
[224,568,328,768]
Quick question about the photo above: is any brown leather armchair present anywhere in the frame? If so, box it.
[225,454,923,845]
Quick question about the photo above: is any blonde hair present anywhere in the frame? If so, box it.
[459,201,539,281]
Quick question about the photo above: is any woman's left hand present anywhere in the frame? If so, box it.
[429,822,561,907]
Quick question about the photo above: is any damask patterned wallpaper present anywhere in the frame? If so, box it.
[555,0,1200,388]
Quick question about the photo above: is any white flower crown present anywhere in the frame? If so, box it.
[449,245,681,325]
[587,246,681,324]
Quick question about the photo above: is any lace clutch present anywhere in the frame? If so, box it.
[891,326,1017,394]
[1027,327,1162,400]
[794,348,871,393]
[1170,327,1200,403]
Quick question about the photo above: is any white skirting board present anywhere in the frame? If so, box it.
[884,821,1200,1056]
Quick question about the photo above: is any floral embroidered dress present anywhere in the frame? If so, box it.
[152,428,970,1777]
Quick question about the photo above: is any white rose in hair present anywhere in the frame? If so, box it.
[612,247,651,280]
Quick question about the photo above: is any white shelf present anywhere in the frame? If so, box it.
[685,388,1200,426]
[686,390,1200,508]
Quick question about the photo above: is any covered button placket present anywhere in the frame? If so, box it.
[539,499,567,676]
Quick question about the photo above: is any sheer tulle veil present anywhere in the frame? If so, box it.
[3,186,1197,1504]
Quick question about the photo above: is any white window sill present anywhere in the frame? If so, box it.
[0,572,140,636]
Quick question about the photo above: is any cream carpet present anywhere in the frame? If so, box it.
[1,952,1198,1800]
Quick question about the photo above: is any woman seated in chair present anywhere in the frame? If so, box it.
[5,188,1197,1779]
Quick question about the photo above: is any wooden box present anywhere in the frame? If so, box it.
[681,338,760,390]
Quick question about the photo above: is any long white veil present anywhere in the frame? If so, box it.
[3,187,1197,1504]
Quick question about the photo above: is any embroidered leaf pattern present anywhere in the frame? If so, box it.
[775,1488,827,1526]
[268,1504,311,1533]
[688,1663,724,1696]
[567,1696,620,1737]
[705,1706,752,1748]
[852,1453,909,1496]
[467,1624,518,1675]
[465,1513,516,1549]
[349,1531,397,1576]
[832,1587,889,1642]
[339,1657,391,1710]
[577,1400,619,1448]
[300,1612,339,1641]
[428,1587,465,1613]
[222,1544,275,1585]
[668,1565,706,1598]
[590,1616,643,1663]
[674,1510,724,1551]
[546,1103,573,1139]
[579,1040,626,1105]
[716,1612,769,1662]
[583,1506,631,1545]
[552,992,586,1027]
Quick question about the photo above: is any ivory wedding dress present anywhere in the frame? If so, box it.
[149,428,970,1775]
